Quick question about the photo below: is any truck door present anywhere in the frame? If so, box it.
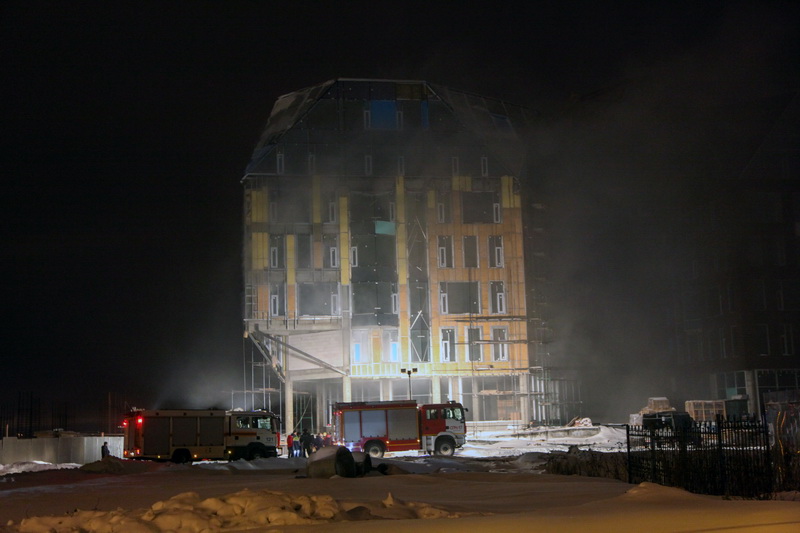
[421,407,443,436]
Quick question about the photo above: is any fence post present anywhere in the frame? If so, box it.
[626,424,632,484]
[762,413,774,495]
[649,426,657,483]
[716,413,726,496]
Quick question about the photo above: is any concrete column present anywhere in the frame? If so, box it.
[450,376,460,403]
[471,379,481,421]
[342,375,352,402]
[519,372,531,425]
[284,373,294,433]
[379,379,392,402]
[431,375,442,404]
[315,382,326,432]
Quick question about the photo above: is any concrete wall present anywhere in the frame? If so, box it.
[0,436,124,465]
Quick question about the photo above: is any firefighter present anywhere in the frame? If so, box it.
[300,428,314,457]
[286,432,294,457]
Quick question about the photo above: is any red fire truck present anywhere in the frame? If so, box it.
[123,409,281,463]
[332,400,467,457]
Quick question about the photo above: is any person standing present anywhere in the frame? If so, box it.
[286,432,294,457]
[300,428,314,457]
[292,432,302,458]
[101,441,110,458]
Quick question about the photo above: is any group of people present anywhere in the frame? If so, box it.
[285,428,332,457]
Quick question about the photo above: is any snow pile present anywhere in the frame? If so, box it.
[12,488,474,532]
[459,425,628,456]
[79,456,160,475]
[195,456,307,472]
[0,461,80,477]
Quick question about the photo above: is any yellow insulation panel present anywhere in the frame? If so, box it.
[286,234,296,285]
[251,232,268,270]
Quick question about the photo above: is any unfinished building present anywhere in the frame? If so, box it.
[241,79,558,432]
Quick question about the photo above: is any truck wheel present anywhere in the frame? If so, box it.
[171,449,192,464]
[364,441,384,458]
[434,437,455,456]
[247,444,269,460]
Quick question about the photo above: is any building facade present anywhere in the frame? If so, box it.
[671,94,800,415]
[240,79,544,432]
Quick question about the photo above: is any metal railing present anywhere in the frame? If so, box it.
[627,416,772,498]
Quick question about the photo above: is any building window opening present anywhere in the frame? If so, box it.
[492,327,508,361]
[440,281,480,314]
[441,328,456,362]
[489,235,504,267]
[463,235,478,267]
[490,281,506,314]
[467,327,482,362]
[438,235,454,268]
[323,234,339,268]
[269,234,285,268]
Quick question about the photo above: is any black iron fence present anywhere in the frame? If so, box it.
[627,416,772,498]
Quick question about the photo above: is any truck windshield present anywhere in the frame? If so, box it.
[252,417,273,430]
[443,407,465,422]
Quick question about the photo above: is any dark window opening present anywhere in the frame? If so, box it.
[298,282,339,316]
[440,282,480,314]
[462,191,497,223]
[296,234,312,269]
[464,236,478,267]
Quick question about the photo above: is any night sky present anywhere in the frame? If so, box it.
[3,2,799,428]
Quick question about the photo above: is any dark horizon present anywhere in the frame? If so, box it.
[3,2,799,432]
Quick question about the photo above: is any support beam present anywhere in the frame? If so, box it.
[265,334,347,376]
[248,333,285,383]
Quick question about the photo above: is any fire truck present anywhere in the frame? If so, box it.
[123,409,280,463]
[332,400,467,457]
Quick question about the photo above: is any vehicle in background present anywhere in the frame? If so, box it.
[123,409,280,463]
[332,400,467,457]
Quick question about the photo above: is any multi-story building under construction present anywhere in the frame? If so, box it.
[241,78,565,432]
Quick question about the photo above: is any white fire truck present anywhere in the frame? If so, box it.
[123,409,280,463]
[332,400,467,457]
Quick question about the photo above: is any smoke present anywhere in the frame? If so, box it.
[524,3,799,421]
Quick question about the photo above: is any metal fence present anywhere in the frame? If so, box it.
[627,416,772,498]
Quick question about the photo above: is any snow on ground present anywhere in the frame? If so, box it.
[1,426,799,532]
[0,462,81,478]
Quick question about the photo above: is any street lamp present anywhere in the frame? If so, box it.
[400,367,417,400]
